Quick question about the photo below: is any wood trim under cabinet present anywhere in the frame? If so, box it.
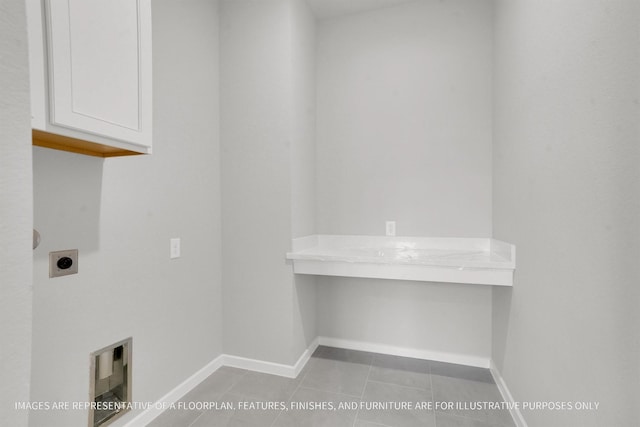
[32,129,145,158]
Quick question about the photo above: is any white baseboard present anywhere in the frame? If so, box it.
[123,338,497,427]
[318,336,491,368]
[223,337,319,379]
[122,354,225,427]
[222,354,297,378]
[490,360,528,427]
[293,337,320,377]
[123,338,319,426]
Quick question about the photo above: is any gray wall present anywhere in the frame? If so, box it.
[315,0,494,362]
[492,0,640,425]
[29,1,223,425]
[0,0,33,425]
[316,0,493,237]
[290,0,318,358]
[221,0,317,365]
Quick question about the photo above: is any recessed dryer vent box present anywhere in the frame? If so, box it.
[89,338,132,427]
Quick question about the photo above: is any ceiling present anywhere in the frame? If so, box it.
[305,0,419,19]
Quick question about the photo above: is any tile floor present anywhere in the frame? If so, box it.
[148,346,516,427]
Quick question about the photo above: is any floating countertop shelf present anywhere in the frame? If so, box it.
[286,235,515,286]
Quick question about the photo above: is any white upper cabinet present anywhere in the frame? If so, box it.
[27,0,152,157]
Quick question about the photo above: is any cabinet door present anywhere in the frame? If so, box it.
[46,0,151,148]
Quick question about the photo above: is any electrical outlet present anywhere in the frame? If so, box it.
[49,249,78,278]
[386,221,396,236]
[170,238,181,259]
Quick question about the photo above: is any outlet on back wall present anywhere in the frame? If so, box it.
[170,238,181,259]
[385,221,396,236]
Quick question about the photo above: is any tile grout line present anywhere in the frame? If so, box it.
[366,422,394,427]
[429,364,512,427]
[169,350,505,427]
[296,384,366,400]
[185,411,204,427]
[216,369,250,425]
[365,378,432,392]
[429,361,437,427]
[351,359,373,427]
[185,369,249,427]
[432,408,512,427]
[433,411,504,427]
[268,356,312,427]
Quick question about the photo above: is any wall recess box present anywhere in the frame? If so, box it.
[89,337,132,427]
[49,249,78,278]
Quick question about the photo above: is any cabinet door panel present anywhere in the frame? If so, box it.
[46,0,151,147]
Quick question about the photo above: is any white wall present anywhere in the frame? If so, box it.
[29,1,222,426]
[221,0,317,366]
[290,0,318,358]
[316,0,493,237]
[291,0,317,240]
[315,0,494,363]
[492,0,640,425]
[318,278,492,365]
[0,0,33,425]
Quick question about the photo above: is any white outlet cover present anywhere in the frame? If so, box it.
[170,238,181,259]
[385,221,396,236]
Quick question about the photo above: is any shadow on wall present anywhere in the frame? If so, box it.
[32,146,103,265]
[317,276,494,361]
[294,274,317,358]
[491,285,513,371]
